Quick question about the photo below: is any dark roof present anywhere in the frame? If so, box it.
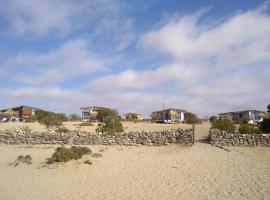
[0,105,36,112]
[219,110,265,115]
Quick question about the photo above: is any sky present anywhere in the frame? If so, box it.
[0,0,269,117]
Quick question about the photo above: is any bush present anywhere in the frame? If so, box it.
[184,112,202,124]
[19,125,32,134]
[80,122,94,126]
[260,118,270,133]
[209,116,217,122]
[238,124,262,134]
[211,119,236,132]
[55,126,70,133]
[96,117,123,133]
[95,108,123,133]
[40,114,65,130]
[47,146,92,164]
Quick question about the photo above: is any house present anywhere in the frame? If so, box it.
[0,106,36,121]
[151,108,185,123]
[219,110,265,124]
[80,106,109,122]
[123,113,143,122]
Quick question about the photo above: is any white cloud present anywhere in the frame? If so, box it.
[86,63,201,92]
[4,39,107,85]
[140,6,270,68]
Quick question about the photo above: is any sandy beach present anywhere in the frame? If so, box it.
[0,143,269,200]
[0,122,269,200]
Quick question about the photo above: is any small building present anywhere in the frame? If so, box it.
[80,106,109,122]
[0,106,36,121]
[218,110,265,124]
[123,113,143,122]
[151,108,185,123]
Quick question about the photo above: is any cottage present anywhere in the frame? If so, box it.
[80,106,109,122]
[219,110,265,124]
[151,108,185,123]
[123,113,143,122]
[0,106,36,121]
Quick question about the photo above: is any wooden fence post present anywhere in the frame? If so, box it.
[192,124,195,144]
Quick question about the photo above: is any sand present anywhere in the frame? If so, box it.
[0,121,196,132]
[0,143,269,200]
[0,122,269,200]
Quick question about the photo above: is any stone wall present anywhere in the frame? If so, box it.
[209,129,270,147]
[0,128,194,146]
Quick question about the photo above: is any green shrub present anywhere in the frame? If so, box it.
[95,108,123,133]
[211,119,236,132]
[209,116,217,122]
[47,146,92,164]
[238,124,262,134]
[19,125,32,134]
[96,117,123,133]
[40,114,64,130]
[260,118,270,133]
[55,126,70,133]
[80,122,94,126]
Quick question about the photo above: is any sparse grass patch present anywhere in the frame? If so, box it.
[19,125,32,134]
[11,155,32,167]
[47,146,92,164]
[92,153,102,158]
[55,126,70,133]
[83,160,92,165]
[80,122,94,126]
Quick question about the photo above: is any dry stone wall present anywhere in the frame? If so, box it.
[0,129,194,146]
[209,128,270,147]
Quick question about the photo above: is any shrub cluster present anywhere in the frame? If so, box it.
[96,108,123,133]
[47,146,92,164]
[55,126,70,133]
[80,122,94,126]
[211,119,236,132]
[25,109,67,130]
[238,124,262,134]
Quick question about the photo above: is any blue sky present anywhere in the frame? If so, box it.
[0,0,269,117]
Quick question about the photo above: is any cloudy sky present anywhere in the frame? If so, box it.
[0,0,269,117]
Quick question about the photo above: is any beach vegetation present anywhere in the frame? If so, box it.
[211,119,236,132]
[238,124,262,134]
[47,146,92,164]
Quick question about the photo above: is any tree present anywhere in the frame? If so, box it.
[97,108,118,122]
[209,116,217,122]
[96,108,123,133]
[267,104,270,113]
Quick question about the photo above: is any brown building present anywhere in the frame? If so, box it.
[219,110,265,124]
[123,113,143,122]
[0,106,36,121]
